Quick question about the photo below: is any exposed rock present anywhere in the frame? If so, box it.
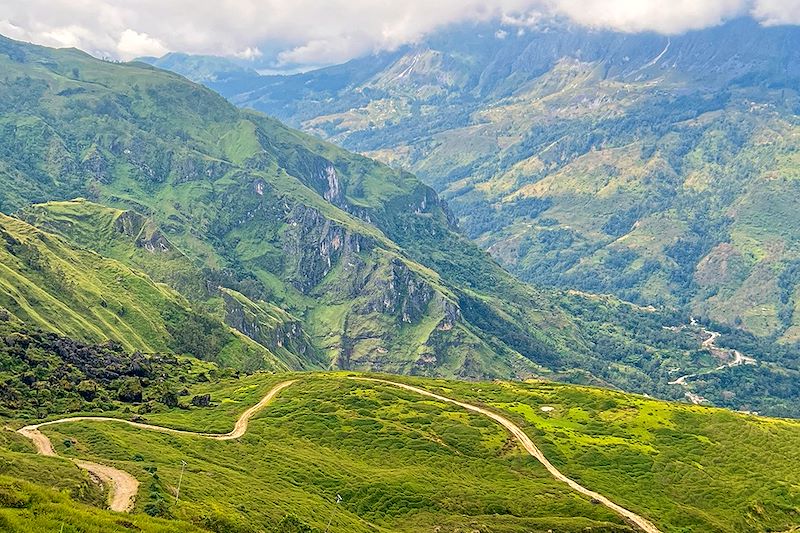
[357,258,435,325]
[171,152,231,184]
[220,289,319,367]
[281,203,371,293]
[81,145,109,183]
[114,210,172,253]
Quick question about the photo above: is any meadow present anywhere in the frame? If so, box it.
[4,373,631,532]
[2,372,799,532]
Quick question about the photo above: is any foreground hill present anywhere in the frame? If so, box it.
[196,19,800,346]
[2,367,799,532]
[0,33,752,408]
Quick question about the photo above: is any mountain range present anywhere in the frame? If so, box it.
[167,18,800,349]
[0,23,799,533]
[0,33,730,404]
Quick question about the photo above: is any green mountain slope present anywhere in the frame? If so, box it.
[19,199,326,371]
[0,212,280,370]
[203,20,800,346]
[0,33,730,401]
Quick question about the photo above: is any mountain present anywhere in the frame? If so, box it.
[3,33,800,415]
[139,52,260,84]
[1,32,799,533]
[193,18,800,347]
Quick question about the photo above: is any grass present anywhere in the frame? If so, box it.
[17,373,630,533]
[427,377,800,533]
[0,212,278,369]
[4,372,799,532]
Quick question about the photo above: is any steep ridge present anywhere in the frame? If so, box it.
[0,212,283,369]
[20,200,326,371]
[0,34,712,396]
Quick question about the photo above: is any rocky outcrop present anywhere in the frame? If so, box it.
[80,145,110,183]
[281,203,371,293]
[171,152,232,184]
[319,164,343,204]
[113,211,172,253]
[357,258,435,324]
[220,289,320,367]
[437,299,460,330]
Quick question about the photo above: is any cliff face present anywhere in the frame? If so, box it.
[207,170,484,376]
[281,203,370,293]
[114,210,172,253]
[220,288,323,370]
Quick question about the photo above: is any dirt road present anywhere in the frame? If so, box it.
[18,377,660,532]
[17,380,296,512]
[355,378,662,533]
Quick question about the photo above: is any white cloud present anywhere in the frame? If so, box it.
[0,1,798,65]
[752,0,800,25]
[234,46,262,60]
[547,0,748,34]
[117,29,168,58]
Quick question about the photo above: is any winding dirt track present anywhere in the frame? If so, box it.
[17,380,296,512]
[17,377,660,532]
[356,378,662,533]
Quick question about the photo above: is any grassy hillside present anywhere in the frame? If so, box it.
[0,212,281,370]
[0,34,529,380]
[0,475,203,533]
[4,374,631,533]
[0,33,744,410]
[19,199,327,371]
[4,372,799,532]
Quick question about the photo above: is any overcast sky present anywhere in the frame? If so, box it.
[1,1,799,67]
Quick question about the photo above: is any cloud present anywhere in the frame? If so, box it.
[234,47,262,60]
[547,0,748,34]
[117,29,168,58]
[752,0,800,25]
[0,1,798,65]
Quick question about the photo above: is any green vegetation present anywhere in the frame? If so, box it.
[431,377,800,533]
[211,21,800,385]
[6,374,633,533]
[0,212,275,369]
[3,372,799,532]
[0,32,743,415]
[0,315,234,418]
[0,476,202,533]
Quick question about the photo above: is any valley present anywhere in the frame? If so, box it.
[194,19,800,357]
[0,10,799,533]
[0,32,760,412]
